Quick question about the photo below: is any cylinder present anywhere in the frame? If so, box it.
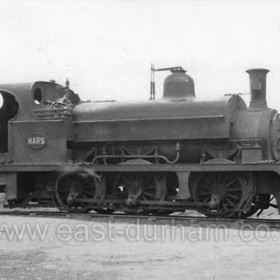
[246,68,269,110]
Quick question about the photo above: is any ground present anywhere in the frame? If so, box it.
[0,209,280,279]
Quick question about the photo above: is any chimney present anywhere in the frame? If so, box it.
[246,68,269,110]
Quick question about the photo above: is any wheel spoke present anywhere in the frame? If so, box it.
[143,186,155,191]
[204,178,214,186]
[225,198,236,206]
[225,181,236,188]
[82,191,95,197]
[227,193,240,200]
[143,193,155,199]
[227,186,241,192]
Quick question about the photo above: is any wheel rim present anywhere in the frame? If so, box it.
[55,170,96,213]
[192,173,244,218]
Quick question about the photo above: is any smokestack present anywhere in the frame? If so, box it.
[246,68,269,110]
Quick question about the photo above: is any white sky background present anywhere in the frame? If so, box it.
[1,0,280,108]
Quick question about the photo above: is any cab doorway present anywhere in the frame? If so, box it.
[0,91,19,152]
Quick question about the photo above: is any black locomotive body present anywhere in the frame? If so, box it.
[1,67,280,217]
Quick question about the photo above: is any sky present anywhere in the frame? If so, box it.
[1,0,280,108]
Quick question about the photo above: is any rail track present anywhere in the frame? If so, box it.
[1,209,280,231]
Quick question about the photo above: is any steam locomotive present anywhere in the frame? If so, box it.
[1,66,280,218]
